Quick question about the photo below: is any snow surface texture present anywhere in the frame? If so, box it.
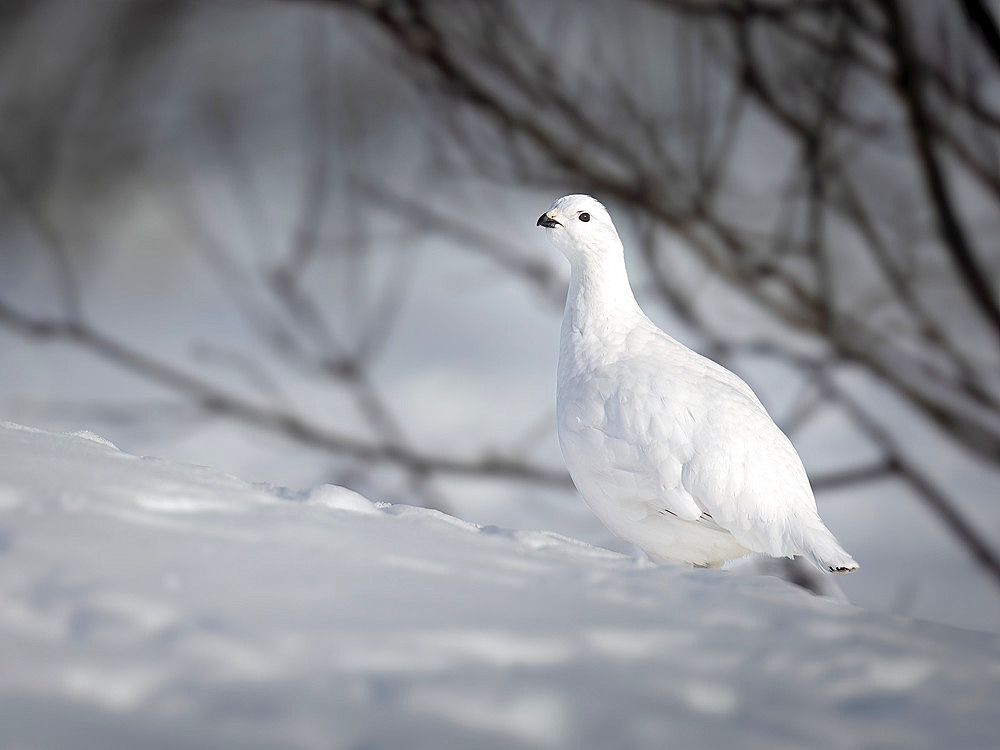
[0,422,998,750]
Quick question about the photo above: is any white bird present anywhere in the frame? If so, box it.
[538,194,858,573]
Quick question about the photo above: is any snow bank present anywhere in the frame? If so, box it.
[0,422,997,749]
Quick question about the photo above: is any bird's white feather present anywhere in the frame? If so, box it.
[541,194,858,573]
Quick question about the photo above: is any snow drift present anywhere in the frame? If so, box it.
[0,422,997,749]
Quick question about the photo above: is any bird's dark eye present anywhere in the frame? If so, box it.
[579,212,590,222]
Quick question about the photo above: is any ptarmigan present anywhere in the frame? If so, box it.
[538,194,858,573]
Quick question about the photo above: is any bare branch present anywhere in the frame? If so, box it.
[0,159,82,321]
[960,0,1000,70]
[357,180,566,306]
[823,370,1000,589]
[0,298,573,489]
[880,0,1000,339]
[811,460,898,492]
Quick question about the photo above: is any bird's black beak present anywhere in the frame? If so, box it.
[537,213,560,228]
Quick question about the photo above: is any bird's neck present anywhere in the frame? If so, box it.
[563,250,643,335]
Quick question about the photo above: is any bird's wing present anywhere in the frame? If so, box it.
[558,356,710,525]
[649,344,816,555]
[562,331,814,556]
[661,355,817,555]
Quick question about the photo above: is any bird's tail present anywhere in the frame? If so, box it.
[801,525,859,574]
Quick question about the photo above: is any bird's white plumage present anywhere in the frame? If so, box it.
[539,194,857,573]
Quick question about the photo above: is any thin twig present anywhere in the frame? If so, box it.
[0,299,573,489]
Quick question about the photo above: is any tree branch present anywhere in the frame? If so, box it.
[822,371,1000,590]
[961,0,1000,70]
[881,0,1000,340]
[811,460,898,492]
[0,298,573,489]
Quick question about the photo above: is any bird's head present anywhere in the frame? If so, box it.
[537,194,623,264]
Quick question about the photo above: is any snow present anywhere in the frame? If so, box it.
[1,421,998,749]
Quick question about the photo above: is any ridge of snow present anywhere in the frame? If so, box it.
[0,422,998,749]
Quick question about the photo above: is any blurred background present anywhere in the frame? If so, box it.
[1,0,998,632]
